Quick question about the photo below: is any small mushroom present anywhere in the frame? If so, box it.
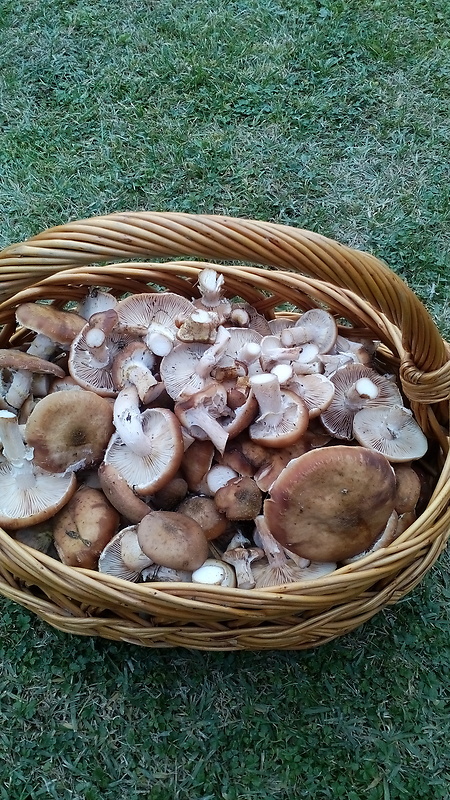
[176,495,228,539]
[393,463,422,514]
[137,511,209,571]
[222,544,264,589]
[98,525,153,581]
[280,309,338,354]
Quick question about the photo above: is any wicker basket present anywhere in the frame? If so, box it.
[0,211,449,651]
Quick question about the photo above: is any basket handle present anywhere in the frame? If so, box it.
[0,211,448,395]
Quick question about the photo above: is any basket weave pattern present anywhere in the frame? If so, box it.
[0,211,449,650]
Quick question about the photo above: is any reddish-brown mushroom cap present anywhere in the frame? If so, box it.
[264,445,397,562]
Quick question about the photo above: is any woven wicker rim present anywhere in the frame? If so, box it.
[0,211,448,651]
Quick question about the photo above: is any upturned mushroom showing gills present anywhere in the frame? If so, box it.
[264,445,397,562]
[0,411,76,529]
[320,363,403,440]
[248,373,309,448]
[104,386,184,494]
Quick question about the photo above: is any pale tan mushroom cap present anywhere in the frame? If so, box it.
[264,445,397,562]
[352,405,428,462]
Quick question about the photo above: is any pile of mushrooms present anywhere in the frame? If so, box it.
[0,268,430,590]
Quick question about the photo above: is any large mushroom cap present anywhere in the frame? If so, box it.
[25,390,114,473]
[137,511,209,571]
[264,445,397,562]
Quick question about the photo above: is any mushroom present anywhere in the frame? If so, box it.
[320,363,403,440]
[104,386,184,495]
[214,476,263,520]
[174,383,230,454]
[248,373,309,448]
[52,486,120,569]
[252,515,336,588]
[111,341,162,404]
[0,349,66,410]
[176,308,219,344]
[352,404,428,462]
[98,462,154,523]
[263,445,397,562]
[115,292,196,356]
[25,389,114,473]
[194,268,231,323]
[98,525,153,581]
[137,511,209,571]
[222,543,264,589]
[393,463,422,514]
[0,410,77,529]
[191,558,236,587]
[280,309,338,354]
[176,495,228,540]
[160,326,231,400]
[15,302,86,349]
[68,316,136,397]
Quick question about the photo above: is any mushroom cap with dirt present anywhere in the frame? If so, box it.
[25,389,115,473]
[264,445,397,562]
[115,292,196,356]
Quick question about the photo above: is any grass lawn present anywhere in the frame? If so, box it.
[1,0,450,797]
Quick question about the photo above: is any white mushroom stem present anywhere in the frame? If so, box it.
[250,374,284,420]
[254,514,288,569]
[84,310,118,367]
[5,334,57,409]
[113,386,155,457]
[144,323,176,357]
[183,405,229,454]
[197,269,226,307]
[271,363,294,385]
[353,377,379,400]
[0,410,34,467]
[196,326,231,377]
[280,325,311,347]
[236,342,262,375]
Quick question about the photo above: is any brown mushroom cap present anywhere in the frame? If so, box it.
[15,303,86,346]
[264,445,397,561]
[25,389,114,473]
[137,511,209,571]
[52,486,120,569]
